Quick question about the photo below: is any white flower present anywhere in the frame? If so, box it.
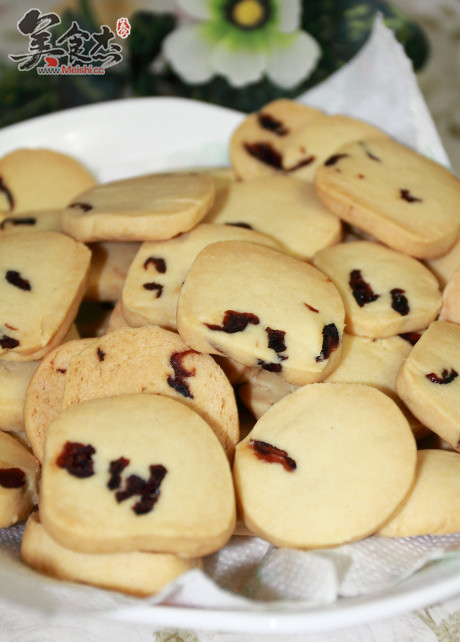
[162,0,321,88]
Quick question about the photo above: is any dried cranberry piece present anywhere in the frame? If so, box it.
[349,269,380,307]
[56,441,96,478]
[69,202,93,212]
[225,222,253,230]
[57,368,67,374]
[0,467,26,488]
[324,153,349,167]
[304,303,319,313]
[426,369,458,384]
[285,155,316,171]
[5,270,31,292]
[97,347,105,362]
[250,440,296,472]
[108,457,130,490]
[205,310,260,333]
[143,282,163,298]
[243,142,283,169]
[390,288,409,316]
[359,142,381,162]
[257,360,282,372]
[115,474,145,502]
[316,323,340,362]
[0,217,36,230]
[399,332,421,346]
[114,464,167,515]
[167,349,197,399]
[400,189,422,203]
[0,177,14,211]
[143,257,166,273]
[266,327,286,354]
[0,335,19,349]
[258,112,289,136]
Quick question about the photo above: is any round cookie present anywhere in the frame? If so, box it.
[0,231,91,361]
[61,326,239,459]
[234,383,416,549]
[121,224,279,331]
[22,513,202,596]
[0,209,62,234]
[177,241,345,386]
[379,450,460,537]
[396,321,460,452]
[230,99,322,180]
[313,241,441,338]
[40,394,236,556]
[62,172,215,242]
[314,137,460,259]
[0,430,40,529]
[86,242,140,301]
[281,115,386,181]
[439,267,460,324]
[204,176,342,260]
[0,149,96,214]
[24,338,96,463]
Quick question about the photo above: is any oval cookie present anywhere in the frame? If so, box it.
[234,383,416,548]
[62,326,239,459]
[62,172,215,242]
[177,241,345,386]
[313,241,441,337]
[40,394,236,556]
[314,137,460,259]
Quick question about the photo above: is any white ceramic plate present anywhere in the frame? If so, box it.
[1,97,460,634]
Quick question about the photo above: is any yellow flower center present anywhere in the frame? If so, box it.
[232,0,265,28]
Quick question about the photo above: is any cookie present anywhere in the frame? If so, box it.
[86,242,139,301]
[0,430,39,529]
[0,209,62,234]
[230,99,322,180]
[233,383,416,549]
[121,224,279,331]
[239,333,426,438]
[24,338,96,463]
[0,231,91,361]
[439,267,460,324]
[0,149,96,215]
[22,513,202,596]
[177,241,345,386]
[313,241,441,337]
[379,450,460,537]
[426,236,460,289]
[40,394,236,556]
[314,137,460,258]
[61,172,215,242]
[204,176,342,260]
[0,360,39,432]
[106,300,129,333]
[396,321,460,451]
[281,115,386,182]
[61,326,239,459]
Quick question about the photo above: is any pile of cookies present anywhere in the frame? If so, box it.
[2,98,460,598]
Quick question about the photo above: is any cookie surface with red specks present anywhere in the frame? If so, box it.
[86,242,140,302]
[62,172,215,243]
[204,176,342,260]
[121,224,279,331]
[22,512,202,596]
[314,137,460,259]
[396,321,460,451]
[313,241,441,338]
[61,326,239,459]
[0,430,40,529]
[0,149,96,215]
[177,241,345,386]
[0,231,91,361]
[233,383,416,549]
[24,338,96,463]
[230,99,323,180]
[40,394,236,556]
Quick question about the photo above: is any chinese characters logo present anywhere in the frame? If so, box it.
[9,9,129,75]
